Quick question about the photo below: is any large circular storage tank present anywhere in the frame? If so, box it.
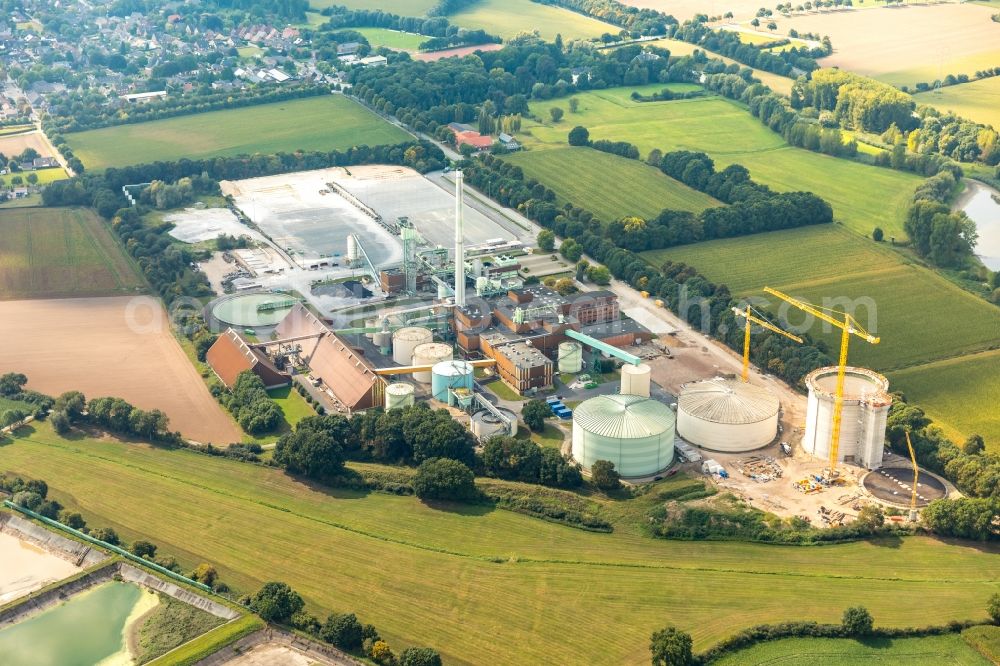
[411,342,453,383]
[431,360,475,403]
[677,378,780,452]
[620,363,651,397]
[392,326,432,365]
[471,407,517,440]
[558,341,583,374]
[385,382,415,410]
[804,366,891,470]
[571,394,675,478]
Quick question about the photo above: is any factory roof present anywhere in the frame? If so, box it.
[497,341,551,370]
[678,378,780,424]
[205,328,289,389]
[573,394,674,439]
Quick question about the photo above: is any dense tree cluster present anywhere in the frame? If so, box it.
[0,372,54,420]
[673,18,828,76]
[904,169,978,268]
[413,458,478,501]
[319,6,500,50]
[274,414,349,479]
[533,0,677,35]
[218,371,282,435]
[350,404,477,466]
[793,69,917,134]
[88,395,177,442]
[480,436,583,488]
[909,108,1000,166]
[139,174,218,210]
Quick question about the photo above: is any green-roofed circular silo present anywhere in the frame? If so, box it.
[571,394,675,478]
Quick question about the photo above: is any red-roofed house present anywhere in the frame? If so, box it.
[452,129,493,151]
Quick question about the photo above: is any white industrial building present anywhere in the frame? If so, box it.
[803,366,892,470]
[677,378,780,452]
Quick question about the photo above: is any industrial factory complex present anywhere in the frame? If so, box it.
[199,166,939,524]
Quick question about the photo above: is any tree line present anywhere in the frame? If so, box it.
[45,84,330,135]
[904,168,978,268]
[217,371,282,435]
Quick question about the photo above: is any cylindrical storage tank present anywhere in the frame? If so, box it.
[677,378,780,452]
[431,360,474,403]
[392,326,432,365]
[364,317,377,340]
[385,382,415,410]
[571,394,675,478]
[476,276,489,294]
[620,363,651,397]
[412,342,453,383]
[373,331,392,355]
[347,235,358,263]
[558,341,583,374]
[471,407,517,440]
[804,366,891,470]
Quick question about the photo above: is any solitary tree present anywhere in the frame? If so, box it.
[26,172,38,185]
[568,125,590,146]
[872,226,884,242]
[590,459,621,490]
[399,647,442,666]
[767,20,778,30]
[751,17,761,27]
[250,581,304,622]
[549,106,564,122]
[131,540,157,559]
[855,504,884,529]
[987,593,1000,624]
[320,612,364,649]
[842,606,874,635]
[522,399,551,432]
[650,626,694,665]
[537,229,555,252]
[413,458,477,501]
[568,97,579,113]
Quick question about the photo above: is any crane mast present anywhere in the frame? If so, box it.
[731,305,803,383]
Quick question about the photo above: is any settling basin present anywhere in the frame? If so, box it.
[0,581,156,665]
[0,531,80,604]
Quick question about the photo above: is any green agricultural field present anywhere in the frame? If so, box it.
[309,0,436,12]
[913,77,1000,131]
[644,225,1000,371]
[963,625,1000,663]
[0,207,144,300]
[66,95,410,170]
[889,350,1000,448]
[449,0,618,40]
[2,422,999,665]
[355,27,427,50]
[521,89,921,239]
[636,38,795,95]
[713,634,990,665]
[504,146,720,220]
[24,167,68,185]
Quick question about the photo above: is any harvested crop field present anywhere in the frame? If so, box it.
[413,43,503,61]
[0,296,242,443]
[0,207,144,300]
[619,0,778,21]
[914,76,1000,130]
[0,130,56,160]
[66,95,410,170]
[780,4,1000,87]
[449,0,618,40]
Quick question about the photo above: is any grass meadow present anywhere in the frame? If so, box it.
[962,625,1000,663]
[66,95,410,170]
[644,226,1000,372]
[504,146,720,220]
[913,77,1000,131]
[0,207,144,299]
[354,27,428,51]
[2,421,998,665]
[713,634,990,665]
[448,0,618,40]
[267,386,316,429]
[889,350,1000,447]
[520,88,920,239]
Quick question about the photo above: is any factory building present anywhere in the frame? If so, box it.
[677,378,780,452]
[454,286,650,395]
[803,366,891,470]
[205,328,290,389]
[571,394,675,478]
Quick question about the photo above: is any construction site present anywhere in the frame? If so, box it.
[192,166,947,528]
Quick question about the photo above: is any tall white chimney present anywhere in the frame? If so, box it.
[454,171,466,308]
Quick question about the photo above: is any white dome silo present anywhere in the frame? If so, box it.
[677,378,780,452]
[411,342,453,383]
[392,326,433,365]
[620,363,651,397]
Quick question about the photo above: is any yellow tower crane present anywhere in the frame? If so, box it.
[762,287,880,477]
[905,430,920,522]
[731,305,803,383]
